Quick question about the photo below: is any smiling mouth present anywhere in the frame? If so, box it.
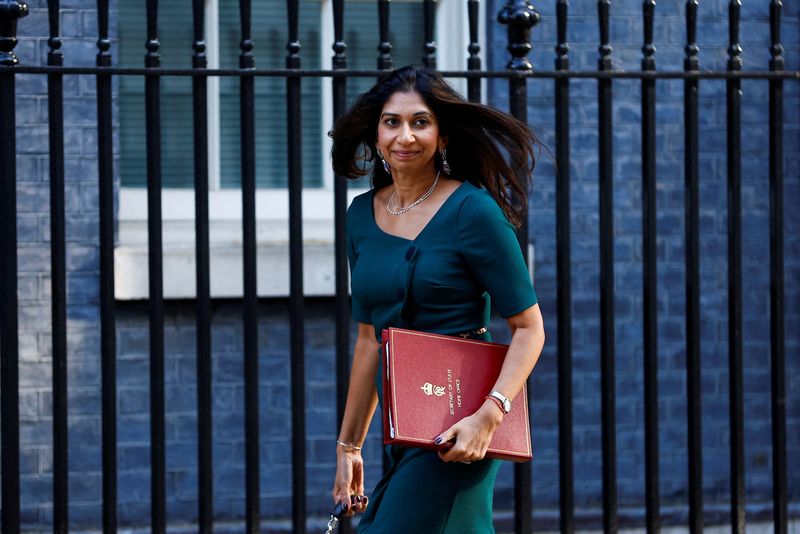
[393,151,419,158]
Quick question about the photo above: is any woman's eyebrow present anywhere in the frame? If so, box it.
[380,110,433,118]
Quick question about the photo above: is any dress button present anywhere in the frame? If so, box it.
[405,245,417,261]
[396,288,405,300]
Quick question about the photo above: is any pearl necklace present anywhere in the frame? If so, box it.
[386,171,440,216]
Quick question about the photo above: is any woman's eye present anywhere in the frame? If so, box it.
[414,119,430,126]
[383,118,398,126]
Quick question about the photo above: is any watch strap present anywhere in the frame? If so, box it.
[488,390,511,414]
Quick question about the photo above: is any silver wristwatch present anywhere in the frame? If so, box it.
[488,390,511,414]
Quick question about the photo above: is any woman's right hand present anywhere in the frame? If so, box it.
[332,446,368,517]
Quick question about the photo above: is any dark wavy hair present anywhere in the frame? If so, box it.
[330,65,539,227]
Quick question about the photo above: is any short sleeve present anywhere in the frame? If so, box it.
[457,190,538,318]
[346,205,372,324]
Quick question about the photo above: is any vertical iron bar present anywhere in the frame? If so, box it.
[554,2,573,533]
[0,2,27,533]
[498,3,539,532]
[144,2,166,531]
[377,0,393,70]
[467,0,481,103]
[597,2,618,532]
[286,2,307,532]
[96,0,118,529]
[726,2,745,532]
[192,0,213,530]
[683,2,703,532]
[332,0,352,531]
[46,0,69,531]
[238,0,260,531]
[769,3,787,533]
[422,0,436,68]
[378,0,392,477]
[641,2,659,533]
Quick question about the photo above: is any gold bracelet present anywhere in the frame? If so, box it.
[336,439,362,451]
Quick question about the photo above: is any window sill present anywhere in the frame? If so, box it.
[115,187,367,300]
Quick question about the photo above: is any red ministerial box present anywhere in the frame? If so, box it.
[381,327,532,462]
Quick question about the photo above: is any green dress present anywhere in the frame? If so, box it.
[347,181,537,533]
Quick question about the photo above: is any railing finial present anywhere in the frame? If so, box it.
[423,0,437,68]
[555,0,569,70]
[642,0,656,71]
[0,0,29,66]
[770,0,784,71]
[684,0,699,71]
[377,0,393,70]
[47,0,62,64]
[597,0,612,71]
[497,0,539,71]
[727,0,742,71]
[331,0,346,69]
[239,0,254,68]
[192,0,206,67]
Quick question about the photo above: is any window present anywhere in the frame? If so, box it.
[116,0,483,299]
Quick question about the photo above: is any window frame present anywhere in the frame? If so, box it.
[116,0,486,300]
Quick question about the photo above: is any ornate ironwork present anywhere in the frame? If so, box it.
[642,0,655,71]
[684,0,699,72]
[286,0,301,69]
[769,3,787,533]
[596,2,617,533]
[683,3,702,533]
[377,0,392,70]
[597,0,612,71]
[726,2,745,532]
[727,0,742,72]
[555,3,574,533]
[332,0,346,69]
[192,0,206,66]
[497,0,539,71]
[46,0,68,531]
[47,0,61,65]
[96,0,111,67]
[770,1,784,71]
[145,0,160,66]
[0,0,28,65]
[239,0,254,69]
[641,2,659,533]
[467,0,481,101]
[555,0,569,71]
[423,0,436,68]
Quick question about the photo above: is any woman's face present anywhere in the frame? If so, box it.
[376,90,443,177]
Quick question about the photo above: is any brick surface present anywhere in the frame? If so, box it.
[9,0,800,531]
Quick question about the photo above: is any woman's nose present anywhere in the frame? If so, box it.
[398,123,414,142]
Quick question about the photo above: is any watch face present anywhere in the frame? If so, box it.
[502,399,511,413]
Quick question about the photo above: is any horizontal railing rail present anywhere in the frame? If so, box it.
[4,65,800,79]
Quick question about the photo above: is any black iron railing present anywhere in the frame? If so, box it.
[0,1,798,534]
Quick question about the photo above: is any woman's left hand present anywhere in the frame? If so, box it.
[434,400,504,463]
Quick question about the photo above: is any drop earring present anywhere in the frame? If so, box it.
[377,150,391,174]
[440,148,451,175]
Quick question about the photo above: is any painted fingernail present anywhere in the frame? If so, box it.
[356,495,363,502]
[350,495,356,504]
[343,502,349,511]
[434,437,443,445]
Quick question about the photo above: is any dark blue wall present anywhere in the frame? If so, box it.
[11,0,799,530]
[484,0,800,524]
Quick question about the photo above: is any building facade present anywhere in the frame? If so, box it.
[9,0,800,530]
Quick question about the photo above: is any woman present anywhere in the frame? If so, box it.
[330,65,545,532]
